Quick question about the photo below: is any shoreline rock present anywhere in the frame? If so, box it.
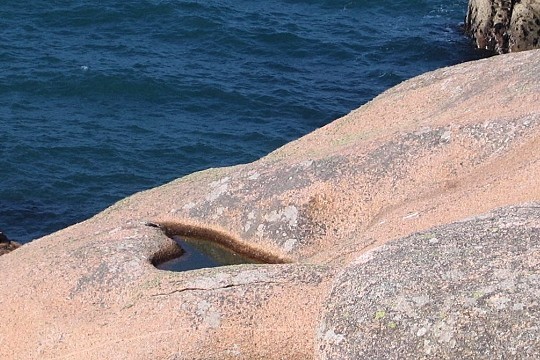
[0,50,539,358]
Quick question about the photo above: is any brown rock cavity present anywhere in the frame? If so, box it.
[154,220,294,265]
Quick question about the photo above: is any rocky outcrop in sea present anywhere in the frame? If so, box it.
[0,49,539,359]
[465,0,540,53]
[0,232,20,256]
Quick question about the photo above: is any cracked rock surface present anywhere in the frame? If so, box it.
[0,50,539,359]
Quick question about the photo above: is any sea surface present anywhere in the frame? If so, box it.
[1,0,490,243]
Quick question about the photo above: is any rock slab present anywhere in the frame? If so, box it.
[318,204,540,359]
[0,50,539,359]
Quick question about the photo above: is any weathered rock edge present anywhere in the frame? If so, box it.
[0,50,539,359]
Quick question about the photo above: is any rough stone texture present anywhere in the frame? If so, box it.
[0,50,539,358]
[0,225,331,359]
[317,204,540,359]
[465,0,540,53]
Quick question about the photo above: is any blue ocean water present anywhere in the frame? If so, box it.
[1,0,489,243]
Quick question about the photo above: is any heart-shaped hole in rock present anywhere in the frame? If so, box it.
[147,221,293,271]
[155,236,263,272]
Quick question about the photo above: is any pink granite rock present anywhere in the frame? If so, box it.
[317,203,540,359]
[0,50,539,359]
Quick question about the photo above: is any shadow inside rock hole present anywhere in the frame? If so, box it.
[155,236,264,272]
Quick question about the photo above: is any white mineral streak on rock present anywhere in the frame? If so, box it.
[444,269,465,281]
[108,227,121,235]
[183,202,196,210]
[412,295,430,307]
[189,273,229,289]
[211,206,225,220]
[256,224,265,238]
[428,237,439,244]
[433,320,455,346]
[247,171,260,180]
[403,212,419,220]
[225,344,241,356]
[264,206,298,227]
[195,300,212,316]
[352,246,386,265]
[424,339,433,354]
[488,294,511,310]
[322,328,345,344]
[196,300,221,329]
[206,177,230,202]
[394,296,415,317]
[440,78,463,95]
[282,206,298,227]
[283,238,297,252]
[244,211,256,232]
[205,310,221,328]
[233,270,269,284]
[264,211,281,222]
[440,130,452,142]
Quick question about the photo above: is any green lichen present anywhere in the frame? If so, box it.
[374,310,386,320]
[473,291,484,299]
[142,276,162,290]
[418,232,435,240]
[122,302,135,310]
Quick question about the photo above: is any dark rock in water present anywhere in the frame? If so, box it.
[317,204,540,359]
[0,232,21,256]
[465,0,540,53]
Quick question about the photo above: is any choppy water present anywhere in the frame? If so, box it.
[1,0,490,243]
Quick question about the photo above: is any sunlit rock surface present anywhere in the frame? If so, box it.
[318,204,540,359]
[0,50,539,359]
